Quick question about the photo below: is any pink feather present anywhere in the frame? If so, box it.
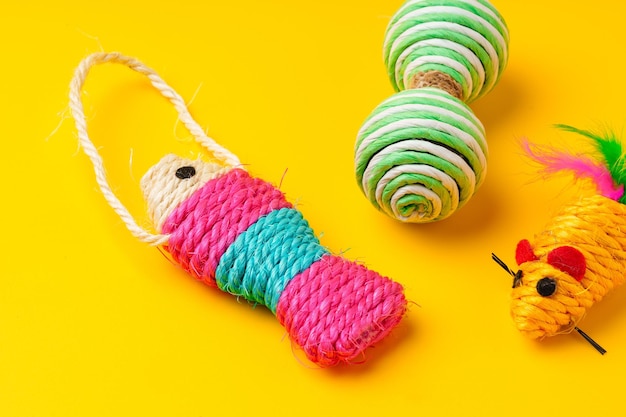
[521,138,624,200]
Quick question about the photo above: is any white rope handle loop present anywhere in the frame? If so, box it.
[69,52,241,245]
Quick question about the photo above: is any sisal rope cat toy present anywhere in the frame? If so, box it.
[492,125,626,354]
[355,0,509,222]
[69,52,407,367]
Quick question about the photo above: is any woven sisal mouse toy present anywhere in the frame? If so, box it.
[493,125,626,354]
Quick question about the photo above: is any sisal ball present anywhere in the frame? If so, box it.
[355,87,487,223]
[355,0,507,222]
[383,0,509,102]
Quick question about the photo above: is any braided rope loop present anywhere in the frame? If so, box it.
[69,52,241,245]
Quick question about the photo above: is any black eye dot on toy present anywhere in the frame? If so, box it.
[176,166,196,179]
[536,277,557,297]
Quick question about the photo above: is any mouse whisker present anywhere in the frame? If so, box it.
[491,253,516,277]
[575,327,607,355]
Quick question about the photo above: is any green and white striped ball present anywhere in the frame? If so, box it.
[384,0,509,103]
[355,88,487,222]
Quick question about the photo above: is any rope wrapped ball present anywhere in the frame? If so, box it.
[356,0,509,223]
[355,88,487,222]
[384,0,509,101]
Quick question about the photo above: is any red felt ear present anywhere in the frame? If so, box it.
[515,239,538,265]
[547,246,586,281]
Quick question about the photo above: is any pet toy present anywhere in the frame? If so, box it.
[69,52,407,367]
[355,0,509,222]
[492,125,626,354]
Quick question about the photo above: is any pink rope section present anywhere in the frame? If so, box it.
[276,254,407,366]
[162,168,291,285]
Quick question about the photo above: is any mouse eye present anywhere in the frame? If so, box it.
[536,277,557,297]
[175,166,196,179]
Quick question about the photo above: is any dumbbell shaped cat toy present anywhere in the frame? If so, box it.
[69,52,407,367]
[355,0,509,222]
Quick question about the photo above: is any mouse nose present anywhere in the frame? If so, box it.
[512,270,523,288]
[536,277,557,297]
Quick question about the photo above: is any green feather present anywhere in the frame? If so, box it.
[555,124,626,203]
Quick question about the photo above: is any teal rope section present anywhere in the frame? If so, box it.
[215,207,329,314]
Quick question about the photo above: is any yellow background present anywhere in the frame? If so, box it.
[2,0,626,415]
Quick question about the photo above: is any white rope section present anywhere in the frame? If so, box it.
[68,51,241,245]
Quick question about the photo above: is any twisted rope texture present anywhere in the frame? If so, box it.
[216,208,329,313]
[277,255,406,366]
[162,168,291,286]
[512,194,626,339]
[159,168,407,366]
